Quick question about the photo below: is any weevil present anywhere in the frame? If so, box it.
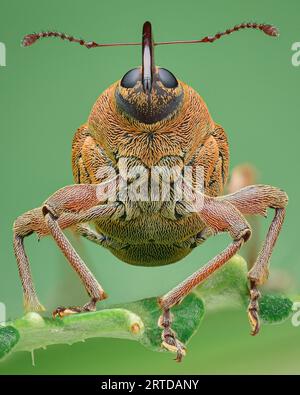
[14,21,288,361]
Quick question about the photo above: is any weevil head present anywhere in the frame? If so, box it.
[115,22,184,124]
[23,21,279,126]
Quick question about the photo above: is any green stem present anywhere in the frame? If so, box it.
[14,308,144,353]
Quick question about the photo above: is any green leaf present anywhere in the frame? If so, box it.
[0,326,20,360]
[121,294,205,351]
[259,294,294,324]
[194,255,249,309]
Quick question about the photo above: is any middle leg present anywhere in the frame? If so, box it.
[219,184,288,334]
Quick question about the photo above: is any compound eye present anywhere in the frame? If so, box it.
[120,68,141,88]
[158,68,178,88]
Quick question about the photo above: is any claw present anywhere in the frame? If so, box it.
[52,297,101,319]
[159,308,187,362]
[161,338,186,362]
[52,306,82,318]
[175,349,186,363]
[248,280,261,336]
[248,307,260,336]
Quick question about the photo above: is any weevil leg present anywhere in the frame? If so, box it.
[159,195,251,360]
[76,223,128,251]
[158,308,186,362]
[226,164,260,268]
[75,224,106,245]
[219,184,288,335]
[43,208,108,318]
[13,216,46,313]
[13,183,123,314]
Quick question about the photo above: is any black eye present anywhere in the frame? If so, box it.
[120,68,141,88]
[158,68,178,88]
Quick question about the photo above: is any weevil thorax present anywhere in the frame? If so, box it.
[88,77,213,169]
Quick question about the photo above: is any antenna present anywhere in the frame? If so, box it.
[22,22,279,49]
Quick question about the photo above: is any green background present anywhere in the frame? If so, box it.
[0,0,299,374]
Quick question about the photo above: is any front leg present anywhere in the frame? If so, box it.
[13,183,123,314]
[159,196,251,361]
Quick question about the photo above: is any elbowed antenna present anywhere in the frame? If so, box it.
[142,21,155,94]
[22,22,279,49]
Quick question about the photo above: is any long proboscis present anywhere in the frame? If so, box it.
[22,22,279,49]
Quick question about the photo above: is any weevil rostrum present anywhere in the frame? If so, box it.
[14,22,288,361]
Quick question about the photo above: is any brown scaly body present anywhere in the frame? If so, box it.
[14,21,288,361]
[72,80,229,266]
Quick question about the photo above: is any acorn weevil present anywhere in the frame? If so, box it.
[14,21,288,361]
